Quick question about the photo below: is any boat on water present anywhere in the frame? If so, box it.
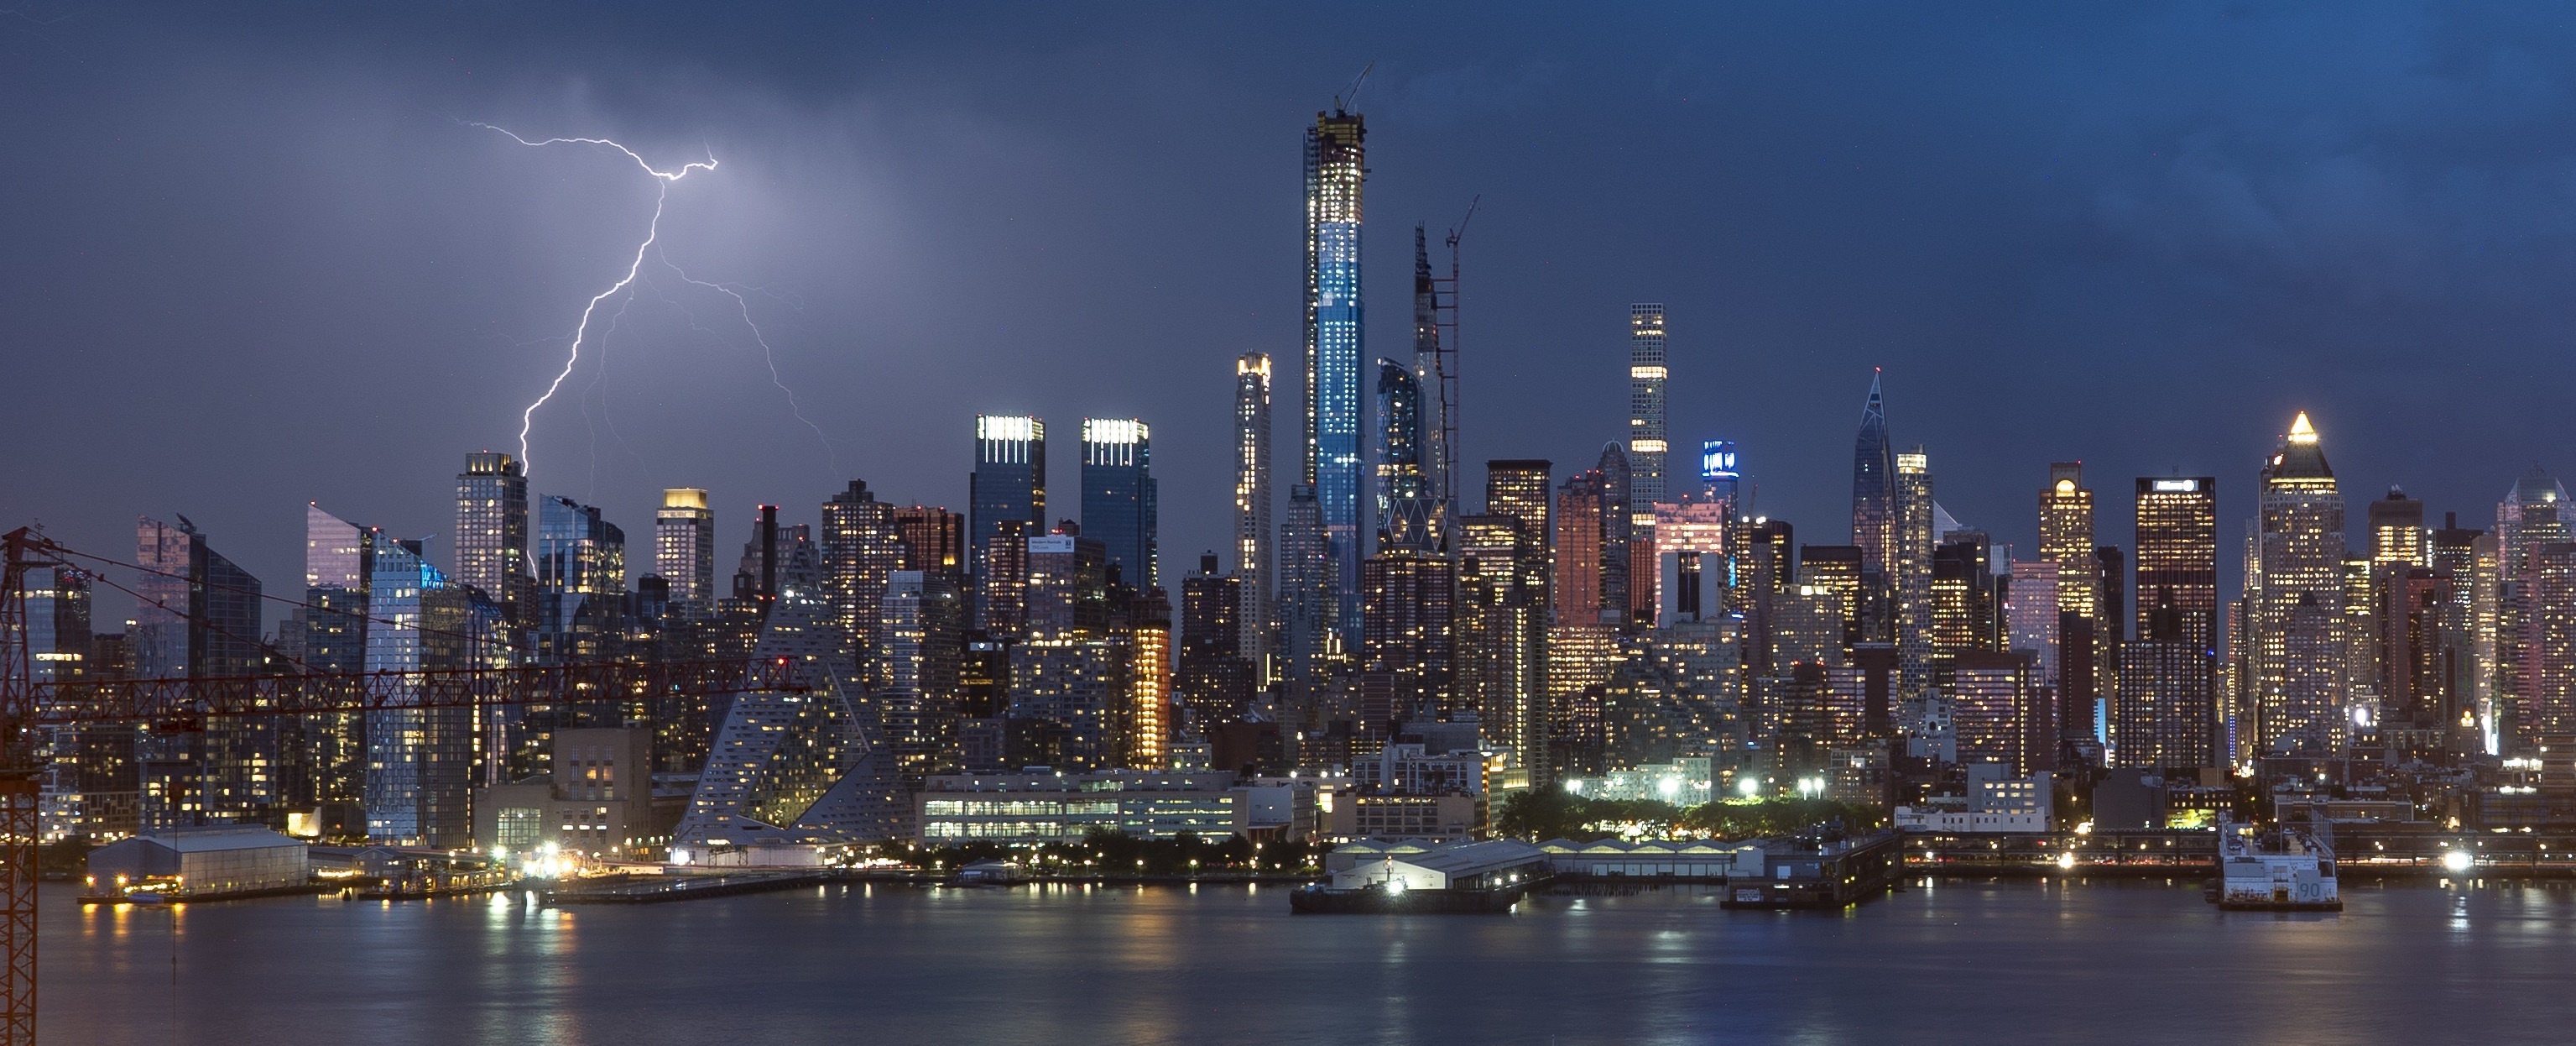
[2210,818,2341,911]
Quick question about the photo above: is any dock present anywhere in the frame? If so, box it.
[542,871,834,905]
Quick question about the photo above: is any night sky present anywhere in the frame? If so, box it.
[7,3,2573,614]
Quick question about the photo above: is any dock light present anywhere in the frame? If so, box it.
[2443,850,2474,874]
[1386,879,1407,894]
[2057,852,2075,871]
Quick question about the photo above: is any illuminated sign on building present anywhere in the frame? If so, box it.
[1701,440,1739,482]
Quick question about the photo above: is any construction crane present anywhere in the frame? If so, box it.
[1430,195,1478,503]
[0,526,797,1044]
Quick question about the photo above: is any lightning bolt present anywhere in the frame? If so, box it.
[657,249,842,475]
[470,123,715,478]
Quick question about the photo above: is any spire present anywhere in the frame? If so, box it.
[2287,411,2318,445]
[1864,369,1885,421]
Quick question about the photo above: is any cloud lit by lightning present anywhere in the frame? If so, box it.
[469,123,715,479]
[472,122,842,481]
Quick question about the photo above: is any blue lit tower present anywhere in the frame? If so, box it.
[971,415,1046,628]
[1080,418,1158,591]
[1306,104,1366,646]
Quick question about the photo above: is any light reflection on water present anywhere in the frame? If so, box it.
[39,879,2576,1045]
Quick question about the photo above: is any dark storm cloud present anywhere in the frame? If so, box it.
[6,2,2576,604]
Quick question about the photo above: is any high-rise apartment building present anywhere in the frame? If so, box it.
[2250,412,2349,757]
[1893,447,1936,703]
[2135,477,2219,656]
[1080,418,1158,591]
[1556,470,1608,626]
[892,505,967,584]
[1233,353,1274,677]
[1487,460,1554,628]
[455,451,532,624]
[1627,304,1668,525]
[1360,542,1456,724]
[2040,463,2099,621]
[1306,105,1367,650]
[655,488,717,613]
[823,479,906,679]
[2115,594,2217,771]
[971,415,1046,628]
[1457,512,1546,780]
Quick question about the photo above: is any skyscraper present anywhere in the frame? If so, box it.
[1233,353,1274,678]
[1850,373,1894,589]
[1597,443,1639,625]
[655,488,717,613]
[1488,459,1554,630]
[1627,304,1668,524]
[1411,226,1454,507]
[2039,462,2101,745]
[2040,463,2099,622]
[1555,470,1608,626]
[364,539,505,848]
[1306,104,1366,649]
[2115,594,2218,771]
[133,515,263,830]
[2135,477,2219,656]
[822,480,905,674]
[1893,447,1936,703]
[534,494,626,662]
[891,505,967,584]
[1080,418,1157,591]
[971,415,1046,628]
[2250,412,2349,757]
[455,451,532,625]
[1374,360,1426,538]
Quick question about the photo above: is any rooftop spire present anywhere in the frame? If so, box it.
[2287,411,2317,444]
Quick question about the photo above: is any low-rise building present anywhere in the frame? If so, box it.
[471,728,675,861]
[1537,837,1753,879]
[1895,765,2054,833]
[86,824,308,898]
[1324,839,1548,892]
[915,769,1257,845]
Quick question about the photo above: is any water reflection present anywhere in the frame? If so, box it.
[38,880,2576,1045]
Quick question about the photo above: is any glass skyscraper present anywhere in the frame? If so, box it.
[133,515,263,830]
[534,494,626,662]
[1306,106,1365,647]
[1080,418,1157,592]
[971,414,1046,628]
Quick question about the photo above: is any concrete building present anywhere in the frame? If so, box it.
[472,727,674,862]
[1323,838,1548,892]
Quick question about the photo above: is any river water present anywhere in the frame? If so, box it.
[39,877,2576,1044]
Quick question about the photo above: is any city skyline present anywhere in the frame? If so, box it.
[10,6,2576,611]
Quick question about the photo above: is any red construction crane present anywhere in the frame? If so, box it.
[0,526,797,1043]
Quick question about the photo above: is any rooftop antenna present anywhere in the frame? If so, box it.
[1335,61,1376,114]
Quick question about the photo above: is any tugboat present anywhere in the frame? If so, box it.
[2209,817,2341,911]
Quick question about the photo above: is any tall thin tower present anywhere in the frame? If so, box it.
[1850,374,1895,651]
[1626,305,1668,527]
[1234,353,1274,680]
[1306,102,1366,648]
